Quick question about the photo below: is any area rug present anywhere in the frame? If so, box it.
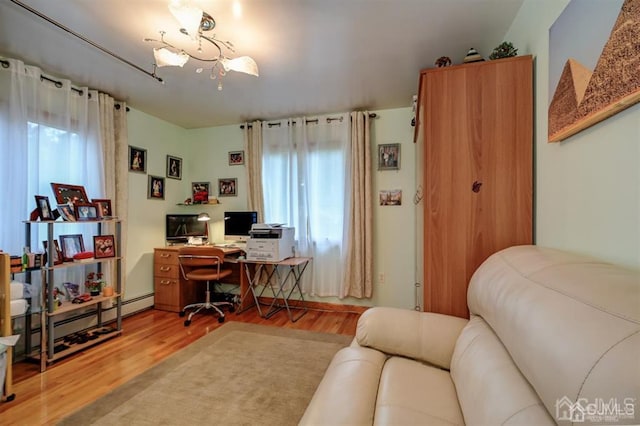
[58,321,352,425]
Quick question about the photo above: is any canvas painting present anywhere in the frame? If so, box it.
[548,0,639,142]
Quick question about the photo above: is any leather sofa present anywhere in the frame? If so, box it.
[300,245,640,425]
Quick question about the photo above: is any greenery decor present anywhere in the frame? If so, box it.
[489,42,518,60]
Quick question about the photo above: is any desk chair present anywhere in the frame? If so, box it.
[178,247,234,326]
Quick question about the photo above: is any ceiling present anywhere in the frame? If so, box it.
[0,0,524,129]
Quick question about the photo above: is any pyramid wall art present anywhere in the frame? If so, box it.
[548,0,639,142]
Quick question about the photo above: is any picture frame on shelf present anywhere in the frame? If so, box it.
[34,195,54,220]
[191,181,210,204]
[59,234,85,262]
[218,178,237,197]
[166,155,182,180]
[57,204,76,221]
[93,235,116,259]
[148,175,165,199]
[74,203,99,221]
[92,199,113,219]
[377,143,400,171]
[128,145,147,173]
[229,150,245,165]
[42,240,63,266]
[50,183,89,204]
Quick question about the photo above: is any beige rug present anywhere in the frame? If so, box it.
[58,321,351,425]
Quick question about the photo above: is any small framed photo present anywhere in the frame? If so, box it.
[93,235,116,259]
[92,199,113,219]
[167,155,182,180]
[379,189,402,206]
[34,195,54,221]
[50,183,89,204]
[191,182,210,204]
[59,234,85,262]
[148,175,165,199]
[218,178,237,197]
[74,203,99,221]
[229,151,245,166]
[129,145,147,173]
[57,204,76,222]
[378,143,400,171]
[42,240,63,266]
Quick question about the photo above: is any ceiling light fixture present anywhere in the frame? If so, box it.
[144,0,259,90]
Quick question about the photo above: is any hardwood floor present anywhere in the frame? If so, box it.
[0,306,362,425]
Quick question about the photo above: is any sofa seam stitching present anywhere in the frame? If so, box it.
[500,401,548,425]
[576,329,640,401]
[496,252,639,324]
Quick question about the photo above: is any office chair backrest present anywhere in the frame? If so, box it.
[178,246,230,281]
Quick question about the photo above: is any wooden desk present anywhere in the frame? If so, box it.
[153,245,251,313]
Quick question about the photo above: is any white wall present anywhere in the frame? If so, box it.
[505,0,640,269]
[124,107,418,309]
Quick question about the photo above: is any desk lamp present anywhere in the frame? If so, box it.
[197,212,211,243]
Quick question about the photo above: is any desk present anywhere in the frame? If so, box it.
[153,245,250,312]
[240,257,311,322]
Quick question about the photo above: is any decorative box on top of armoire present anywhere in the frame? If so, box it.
[415,55,533,319]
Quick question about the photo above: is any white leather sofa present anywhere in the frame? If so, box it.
[300,245,640,425]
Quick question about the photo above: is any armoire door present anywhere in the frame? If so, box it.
[421,55,533,318]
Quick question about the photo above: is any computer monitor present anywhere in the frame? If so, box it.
[224,211,258,242]
[166,214,208,244]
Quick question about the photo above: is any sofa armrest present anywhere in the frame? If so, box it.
[356,307,468,370]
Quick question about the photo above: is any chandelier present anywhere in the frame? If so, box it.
[144,0,259,90]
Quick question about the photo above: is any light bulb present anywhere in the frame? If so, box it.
[218,81,223,91]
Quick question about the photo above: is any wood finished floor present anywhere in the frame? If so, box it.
[0,306,361,425]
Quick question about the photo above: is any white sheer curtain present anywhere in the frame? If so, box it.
[262,114,351,296]
[0,57,124,291]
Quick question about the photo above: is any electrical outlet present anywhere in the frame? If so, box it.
[378,273,385,284]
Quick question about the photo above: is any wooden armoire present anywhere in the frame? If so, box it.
[416,55,533,318]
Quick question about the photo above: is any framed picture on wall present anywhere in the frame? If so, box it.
[377,143,400,170]
[166,155,182,180]
[128,146,147,173]
[218,178,237,197]
[229,151,245,165]
[148,175,165,199]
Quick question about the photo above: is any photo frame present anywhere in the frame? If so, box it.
[379,189,403,206]
[59,234,85,262]
[218,178,237,197]
[166,155,182,180]
[148,175,165,199]
[34,195,54,221]
[229,151,245,166]
[128,145,147,173]
[93,235,116,259]
[42,240,63,266]
[57,204,76,222]
[191,181,210,204]
[50,183,89,204]
[92,199,113,219]
[74,203,99,221]
[378,143,400,171]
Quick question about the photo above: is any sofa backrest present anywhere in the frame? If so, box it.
[464,245,640,425]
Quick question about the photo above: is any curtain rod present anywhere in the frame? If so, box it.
[1,58,129,112]
[240,113,378,129]
[8,0,163,84]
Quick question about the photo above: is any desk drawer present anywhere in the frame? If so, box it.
[154,277,180,312]
[155,263,180,278]
[154,249,179,265]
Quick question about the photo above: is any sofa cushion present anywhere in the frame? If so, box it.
[467,245,640,424]
[375,356,464,425]
[299,346,386,426]
[451,315,554,425]
[357,307,468,370]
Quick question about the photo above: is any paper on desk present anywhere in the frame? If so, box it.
[0,335,20,346]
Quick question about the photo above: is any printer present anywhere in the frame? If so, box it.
[245,224,295,262]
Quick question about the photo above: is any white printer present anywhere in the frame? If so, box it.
[245,224,295,262]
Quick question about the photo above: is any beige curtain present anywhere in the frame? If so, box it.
[243,120,265,222]
[341,111,373,298]
[98,93,128,295]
